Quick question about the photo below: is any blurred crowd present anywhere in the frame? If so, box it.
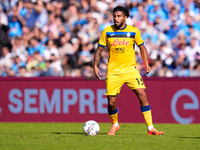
[0,0,200,78]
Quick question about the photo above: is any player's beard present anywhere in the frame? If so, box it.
[114,21,124,29]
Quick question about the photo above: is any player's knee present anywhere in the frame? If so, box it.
[138,92,147,99]
[108,100,116,107]
[136,91,148,104]
[108,99,117,112]
[107,96,117,107]
[134,89,146,99]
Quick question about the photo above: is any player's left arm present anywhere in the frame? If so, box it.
[138,44,151,74]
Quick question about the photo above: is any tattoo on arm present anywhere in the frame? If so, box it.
[94,46,104,66]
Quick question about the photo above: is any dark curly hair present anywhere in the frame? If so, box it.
[113,6,130,18]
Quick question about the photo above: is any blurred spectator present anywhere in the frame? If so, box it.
[130,0,139,14]
[23,2,37,28]
[34,0,48,29]
[139,21,151,43]
[26,52,40,72]
[78,42,93,67]
[63,4,79,30]
[44,39,59,60]
[58,33,78,69]
[11,56,26,74]
[163,0,177,17]
[80,0,91,13]
[0,47,12,69]
[18,0,28,17]
[181,11,200,36]
[42,12,59,38]
[160,42,174,69]
[81,65,94,77]
[0,18,10,57]
[40,31,48,45]
[33,27,42,41]
[8,6,25,38]
[49,54,62,76]
[184,34,200,69]
[147,55,163,77]
[98,11,112,32]
[96,0,109,13]
[17,66,33,77]
[28,37,46,56]
[11,37,28,62]
[54,3,65,23]
[40,60,54,76]
[173,43,190,77]
[0,5,8,26]
[2,67,16,77]
[148,1,167,23]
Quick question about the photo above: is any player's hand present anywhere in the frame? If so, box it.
[93,65,101,80]
[145,65,151,74]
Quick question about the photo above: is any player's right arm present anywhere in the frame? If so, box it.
[93,45,104,80]
[93,28,107,79]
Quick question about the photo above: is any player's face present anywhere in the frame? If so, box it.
[113,11,127,29]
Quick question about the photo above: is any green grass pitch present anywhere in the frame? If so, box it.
[0,123,199,150]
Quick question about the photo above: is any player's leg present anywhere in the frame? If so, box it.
[107,95,120,135]
[108,95,118,126]
[106,73,123,135]
[133,88,152,128]
[134,88,164,135]
[125,68,163,135]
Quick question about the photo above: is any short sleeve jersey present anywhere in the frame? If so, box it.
[98,24,144,74]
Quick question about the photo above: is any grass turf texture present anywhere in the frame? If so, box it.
[0,123,199,150]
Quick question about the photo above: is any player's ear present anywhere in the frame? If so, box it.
[124,16,127,21]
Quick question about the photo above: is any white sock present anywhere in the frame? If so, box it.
[112,122,119,127]
[147,125,154,131]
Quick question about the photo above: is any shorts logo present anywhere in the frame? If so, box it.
[111,39,129,46]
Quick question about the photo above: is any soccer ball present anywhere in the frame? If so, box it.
[83,120,100,136]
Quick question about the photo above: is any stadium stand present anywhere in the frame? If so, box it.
[0,0,200,78]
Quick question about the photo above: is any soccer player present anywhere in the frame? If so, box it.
[93,6,164,135]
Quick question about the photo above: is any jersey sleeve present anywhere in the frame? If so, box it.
[98,29,107,47]
[135,29,144,46]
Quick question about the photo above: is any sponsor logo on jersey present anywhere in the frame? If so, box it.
[114,47,125,54]
[111,39,129,46]
[111,47,125,54]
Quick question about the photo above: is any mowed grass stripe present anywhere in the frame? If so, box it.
[0,123,199,150]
